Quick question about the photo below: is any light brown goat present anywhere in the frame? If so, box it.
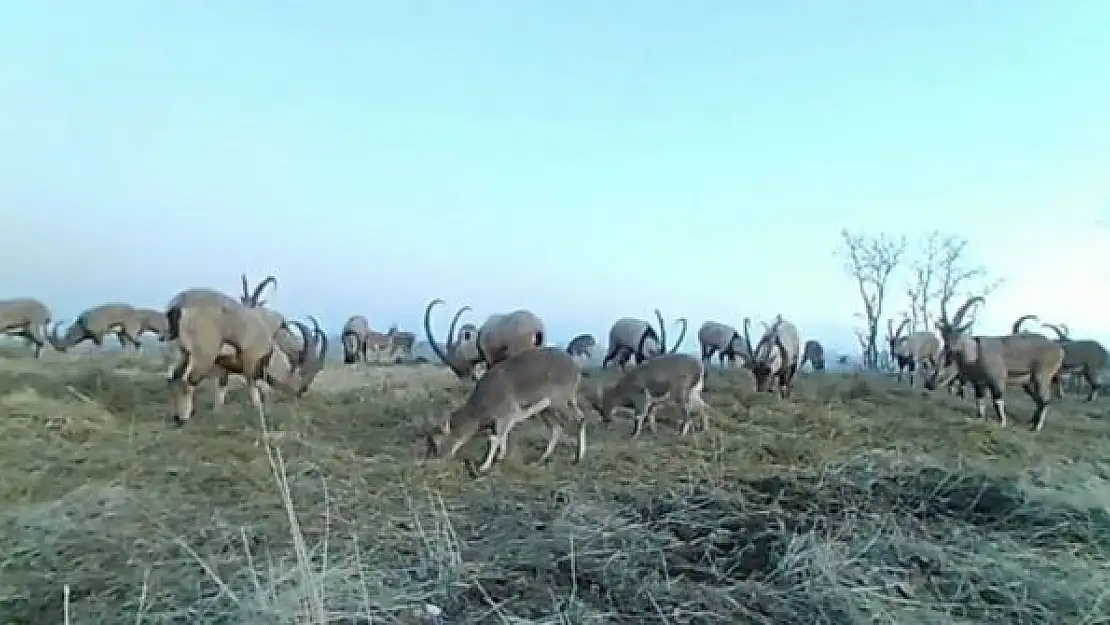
[388,325,417,360]
[425,347,586,474]
[592,353,708,437]
[128,308,169,344]
[47,303,141,352]
[165,295,327,425]
[602,310,688,370]
[697,320,750,367]
[341,315,370,363]
[424,298,546,380]
[0,298,52,357]
[925,296,1064,432]
[746,315,802,398]
[887,318,942,387]
[1041,322,1108,401]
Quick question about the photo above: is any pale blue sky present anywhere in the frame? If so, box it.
[2,1,1109,354]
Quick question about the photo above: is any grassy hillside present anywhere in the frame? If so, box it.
[0,350,1107,623]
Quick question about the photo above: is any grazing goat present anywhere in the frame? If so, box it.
[887,318,941,387]
[424,347,585,474]
[924,296,1063,432]
[602,309,688,370]
[388,325,416,360]
[800,339,825,371]
[565,333,597,359]
[746,315,803,397]
[0,298,52,357]
[592,353,708,437]
[128,308,169,344]
[47,303,141,352]
[168,275,284,339]
[364,329,394,362]
[341,315,370,363]
[165,294,327,424]
[424,298,545,380]
[212,316,328,410]
[1042,323,1108,401]
[697,320,750,367]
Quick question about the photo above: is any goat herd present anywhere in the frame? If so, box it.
[1,274,1106,475]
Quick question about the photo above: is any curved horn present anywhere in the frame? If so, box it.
[423,299,467,377]
[742,317,754,358]
[423,299,451,368]
[667,317,688,354]
[653,308,667,352]
[288,319,315,366]
[1011,314,1039,334]
[588,382,605,417]
[446,305,472,352]
[893,317,909,340]
[308,315,327,364]
[951,296,985,330]
[250,276,277,306]
[241,274,251,301]
[939,295,951,327]
[887,318,894,339]
[1042,323,1069,341]
[47,320,66,352]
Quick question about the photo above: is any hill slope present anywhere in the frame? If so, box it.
[0,352,1107,623]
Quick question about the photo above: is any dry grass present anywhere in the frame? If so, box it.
[1,350,1109,624]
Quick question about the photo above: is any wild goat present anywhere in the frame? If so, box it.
[591,353,708,437]
[424,298,545,380]
[365,329,394,362]
[129,308,169,343]
[388,325,416,359]
[602,309,688,370]
[1042,323,1108,401]
[272,321,320,364]
[697,320,750,367]
[887,318,941,387]
[0,298,52,357]
[171,275,305,381]
[747,315,802,397]
[212,316,328,410]
[167,279,311,385]
[341,315,370,363]
[565,333,597,358]
[924,296,1064,432]
[165,294,327,424]
[47,303,143,352]
[168,274,284,337]
[800,339,825,371]
[424,347,585,474]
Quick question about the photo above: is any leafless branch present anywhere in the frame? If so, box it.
[838,229,906,369]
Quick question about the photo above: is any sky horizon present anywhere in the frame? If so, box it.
[3,2,1109,355]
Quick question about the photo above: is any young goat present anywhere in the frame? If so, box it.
[425,347,586,474]
[593,353,708,437]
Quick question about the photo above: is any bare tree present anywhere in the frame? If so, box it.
[933,234,1002,319]
[905,232,1001,327]
[905,231,942,332]
[839,229,906,369]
